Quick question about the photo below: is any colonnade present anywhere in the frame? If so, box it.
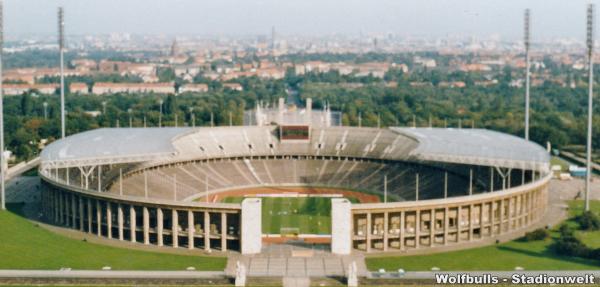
[351,180,549,252]
[41,184,241,252]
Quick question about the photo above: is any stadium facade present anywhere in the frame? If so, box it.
[39,121,551,255]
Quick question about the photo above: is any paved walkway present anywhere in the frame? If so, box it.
[226,242,367,277]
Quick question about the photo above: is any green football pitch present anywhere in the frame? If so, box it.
[222,197,342,234]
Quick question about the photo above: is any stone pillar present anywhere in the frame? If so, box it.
[468,204,474,241]
[204,211,210,251]
[383,212,389,251]
[499,199,505,234]
[78,197,84,231]
[365,212,372,252]
[331,198,352,255]
[429,209,435,246]
[188,210,194,249]
[479,203,484,238]
[87,198,92,233]
[130,206,137,243]
[490,201,496,235]
[443,207,449,245]
[96,200,102,236]
[118,204,124,241]
[399,211,405,250]
[241,198,262,254]
[106,203,112,239]
[415,210,420,248]
[221,212,227,251]
[456,206,461,242]
[157,208,164,247]
[172,210,179,248]
[143,207,150,245]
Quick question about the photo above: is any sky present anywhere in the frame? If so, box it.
[3,0,599,40]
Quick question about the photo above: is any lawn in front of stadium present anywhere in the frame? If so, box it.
[366,200,600,271]
[222,196,350,234]
[0,205,226,270]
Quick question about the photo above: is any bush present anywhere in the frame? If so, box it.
[524,228,549,241]
[553,224,590,258]
[576,211,600,231]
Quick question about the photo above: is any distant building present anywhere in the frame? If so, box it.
[179,83,209,93]
[69,82,89,94]
[3,84,58,96]
[92,82,175,95]
[223,83,243,91]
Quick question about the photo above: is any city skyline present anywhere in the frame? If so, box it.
[3,0,599,41]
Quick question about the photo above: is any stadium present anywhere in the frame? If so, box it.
[38,99,551,255]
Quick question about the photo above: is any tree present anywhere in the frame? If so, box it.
[20,93,33,116]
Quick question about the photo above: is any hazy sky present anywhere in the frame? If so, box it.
[4,0,599,40]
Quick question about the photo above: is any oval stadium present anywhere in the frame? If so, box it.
[38,106,551,255]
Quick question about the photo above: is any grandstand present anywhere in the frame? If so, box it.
[38,120,551,255]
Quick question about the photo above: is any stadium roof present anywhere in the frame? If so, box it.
[40,128,191,168]
[40,126,549,172]
[392,127,550,172]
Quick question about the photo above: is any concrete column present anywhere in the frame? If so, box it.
[118,204,124,241]
[490,167,494,192]
[96,200,102,236]
[87,198,92,233]
[143,207,150,245]
[399,211,405,250]
[366,212,372,252]
[415,210,420,248]
[78,196,84,231]
[188,210,194,249]
[172,210,179,248]
[157,208,164,247]
[204,211,210,251]
[53,191,59,223]
[58,192,64,224]
[71,194,77,228]
[130,206,137,243]
[383,211,389,251]
[106,203,112,239]
[221,212,227,251]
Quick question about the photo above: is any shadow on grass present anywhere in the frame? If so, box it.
[496,245,600,268]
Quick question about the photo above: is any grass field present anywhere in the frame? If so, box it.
[568,200,600,249]
[0,205,226,270]
[366,200,600,271]
[222,197,345,234]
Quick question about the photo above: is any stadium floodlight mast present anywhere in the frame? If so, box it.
[0,0,4,210]
[58,7,65,138]
[585,3,595,212]
[524,9,531,141]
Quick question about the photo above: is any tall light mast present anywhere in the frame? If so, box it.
[58,7,65,138]
[585,3,595,212]
[524,9,531,141]
[0,0,5,210]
